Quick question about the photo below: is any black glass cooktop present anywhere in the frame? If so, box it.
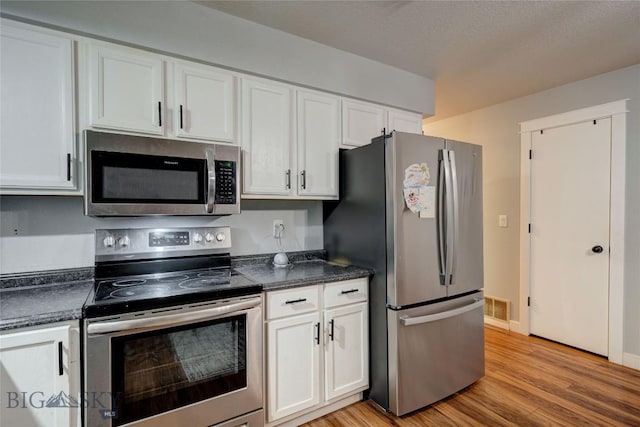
[83,268,261,318]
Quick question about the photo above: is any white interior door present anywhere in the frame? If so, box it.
[529,118,611,356]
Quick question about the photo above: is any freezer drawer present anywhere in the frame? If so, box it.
[388,292,485,416]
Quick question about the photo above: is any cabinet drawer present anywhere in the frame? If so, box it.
[324,278,368,309]
[266,285,320,320]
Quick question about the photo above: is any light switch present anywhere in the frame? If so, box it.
[498,215,508,228]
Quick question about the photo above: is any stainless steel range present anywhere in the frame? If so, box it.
[83,227,263,427]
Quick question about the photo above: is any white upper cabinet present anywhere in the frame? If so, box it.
[297,90,340,197]
[0,22,76,192]
[342,99,423,149]
[387,108,423,134]
[173,61,236,142]
[241,77,294,196]
[89,43,165,135]
[341,98,385,147]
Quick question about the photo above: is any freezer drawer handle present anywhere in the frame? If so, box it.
[399,299,484,326]
[340,289,359,295]
[285,298,307,304]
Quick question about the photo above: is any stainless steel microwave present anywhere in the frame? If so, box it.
[84,130,240,216]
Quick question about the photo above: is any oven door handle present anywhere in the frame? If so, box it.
[87,297,261,335]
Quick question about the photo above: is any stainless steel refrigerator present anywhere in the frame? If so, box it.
[323,131,485,416]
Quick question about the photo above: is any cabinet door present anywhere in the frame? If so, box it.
[297,90,339,198]
[89,43,164,135]
[241,78,293,196]
[267,312,321,421]
[174,61,236,142]
[325,302,369,401]
[341,99,385,147]
[0,23,76,191]
[387,109,423,134]
[0,324,77,427]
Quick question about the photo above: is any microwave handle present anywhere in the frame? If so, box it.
[205,149,216,213]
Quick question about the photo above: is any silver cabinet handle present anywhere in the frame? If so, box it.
[400,299,483,326]
[205,148,216,213]
[285,169,291,189]
[87,297,261,335]
[300,170,306,189]
[158,101,162,127]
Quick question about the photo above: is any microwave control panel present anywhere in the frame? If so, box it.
[214,160,236,205]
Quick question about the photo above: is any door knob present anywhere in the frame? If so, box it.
[592,245,604,254]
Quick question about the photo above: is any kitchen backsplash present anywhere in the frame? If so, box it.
[0,196,323,274]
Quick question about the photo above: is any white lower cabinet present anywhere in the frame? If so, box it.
[267,312,322,420]
[0,321,80,427]
[265,278,369,425]
[324,302,368,401]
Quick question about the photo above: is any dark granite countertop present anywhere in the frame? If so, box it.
[0,252,370,331]
[235,259,371,291]
[0,277,93,331]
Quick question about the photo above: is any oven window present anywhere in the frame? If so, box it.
[111,314,247,426]
[91,150,206,204]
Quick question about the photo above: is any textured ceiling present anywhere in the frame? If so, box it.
[198,1,640,120]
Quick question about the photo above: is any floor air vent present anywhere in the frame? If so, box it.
[484,296,510,329]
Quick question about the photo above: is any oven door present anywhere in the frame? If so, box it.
[84,296,262,427]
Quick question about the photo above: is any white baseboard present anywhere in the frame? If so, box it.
[623,352,640,371]
[484,316,509,330]
[508,320,527,335]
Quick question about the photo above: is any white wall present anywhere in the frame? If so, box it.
[423,63,640,356]
[0,197,322,274]
[0,0,434,114]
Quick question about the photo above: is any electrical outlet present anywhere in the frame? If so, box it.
[273,220,284,238]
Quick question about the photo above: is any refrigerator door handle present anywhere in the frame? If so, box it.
[449,150,460,285]
[442,150,455,285]
[437,151,447,285]
[399,299,484,326]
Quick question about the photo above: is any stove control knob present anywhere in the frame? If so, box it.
[215,232,226,242]
[205,232,214,243]
[119,235,130,248]
[103,235,115,248]
[193,232,203,244]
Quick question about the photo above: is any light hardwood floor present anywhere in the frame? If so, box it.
[302,326,640,426]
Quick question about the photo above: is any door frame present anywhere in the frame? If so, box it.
[517,99,627,365]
